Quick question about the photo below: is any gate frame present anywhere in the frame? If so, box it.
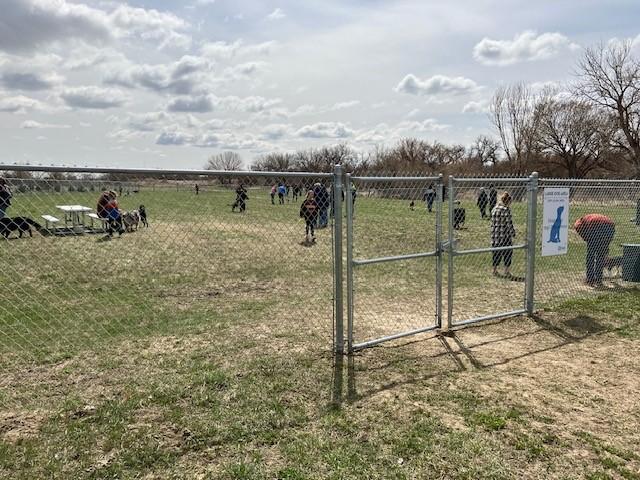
[345,174,444,352]
[446,173,539,329]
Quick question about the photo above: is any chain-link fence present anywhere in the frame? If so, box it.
[0,167,339,373]
[1,166,639,362]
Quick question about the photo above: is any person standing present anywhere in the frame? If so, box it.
[574,214,615,286]
[299,190,318,243]
[488,184,498,214]
[270,184,276,205]
[351,183,357,207]
[195,184,199,195]
[490,192,516,277]
[423,184,436,213]
[277,183,286,205]
[232,184,248,213]
[477,187,489,219]
[314,182,330,228]
[0,178,13,219]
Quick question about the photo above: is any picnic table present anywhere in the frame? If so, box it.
[55,205,92,229]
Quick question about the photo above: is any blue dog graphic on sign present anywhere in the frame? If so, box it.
[548,206,564,243]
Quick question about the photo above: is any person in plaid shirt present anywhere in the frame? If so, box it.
[491,192,516,277]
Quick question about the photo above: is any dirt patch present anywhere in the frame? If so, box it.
[0,410,45,443]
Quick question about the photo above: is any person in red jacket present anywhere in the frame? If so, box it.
[574,214,615,286]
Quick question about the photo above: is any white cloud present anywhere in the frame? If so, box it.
[0,94,44,113]
[156,130,194,146]
[260,123,291,140]
[61,86,128,109]
[20,120,71,129]
[473,30,580,66]
[200,40,276,60]
[0,71,63,91]
[296,122,353,138]
[109,4,191,50]
[105,55,213,95]
[167,95,215,113]
[266,8,286,21]
[394,74,479,97]
[462,100,489,114]
[331,100,360,110]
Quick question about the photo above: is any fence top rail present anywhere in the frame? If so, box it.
[451,176,532,183]
[540,178,640,184]
[350,175,441,182]
[0,164,333,179]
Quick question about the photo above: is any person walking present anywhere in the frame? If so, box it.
[488,184,498,213]
[314,182,330,228]
[477,187,489,219]
[490,192,516,277]
[299,190,319,243]
[423,184,436,213]
[232,184,248,213]
[574,214,615,286]
[0,178,13,219]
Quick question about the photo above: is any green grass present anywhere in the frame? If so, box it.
[0,182,639,478]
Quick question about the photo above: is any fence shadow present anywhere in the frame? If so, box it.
[331,312,622,406]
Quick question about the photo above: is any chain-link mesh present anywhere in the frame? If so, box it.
[446,178,533,326]
[0,170,336,377]
[346,175,442,349]
[535,179,640,307]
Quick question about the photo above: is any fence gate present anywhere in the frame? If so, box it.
[446,174,538,328]
[345,175,443,352]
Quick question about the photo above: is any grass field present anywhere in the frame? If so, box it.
[0,179,639,479]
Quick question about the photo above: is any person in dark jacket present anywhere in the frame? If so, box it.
[313,182,330,228]
[477,187,489,219]
[0,178,12,219]
[232,184,248,212]
[488,184,498,213]
[423,184,436,213]
[574,214,615,286]
[300,190,318,242]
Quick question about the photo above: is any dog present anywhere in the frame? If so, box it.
[409,201,415,211]
[604,256,623,276]
[0,217,43,239]
[121,210,140,232]
[138,205,148,227]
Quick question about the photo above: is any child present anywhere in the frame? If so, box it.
[299,190,318,242]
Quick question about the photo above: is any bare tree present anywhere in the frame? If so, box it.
[206,151,243,171]
[536,97,614,178]
[468,135,500,169]
[489,82,542,173]
[574,41,640,176]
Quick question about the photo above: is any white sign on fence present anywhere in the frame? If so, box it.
[541,187,570,257]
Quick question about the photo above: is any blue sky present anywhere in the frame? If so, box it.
[1,0,639,169]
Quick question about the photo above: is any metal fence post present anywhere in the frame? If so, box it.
[333,164,345,355]
[435,174,444,328]
[446,175,455,330]
[525,172,539,315]
[345,174,354,353]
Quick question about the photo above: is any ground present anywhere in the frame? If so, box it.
[0,179,638,478]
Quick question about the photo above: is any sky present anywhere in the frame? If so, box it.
[1,0,640,170]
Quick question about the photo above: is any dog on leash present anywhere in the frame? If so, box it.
[121,210,140,232]
[0,217,43,239]
[604,256,624,276]
[138,205,148,227]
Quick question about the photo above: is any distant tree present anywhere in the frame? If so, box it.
[206,151,243,171]
[489,82,542,173]
[574,41,640,176]
[535,98,615,178]
[468,135,501,169]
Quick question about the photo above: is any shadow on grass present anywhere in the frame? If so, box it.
[330,310,630,406]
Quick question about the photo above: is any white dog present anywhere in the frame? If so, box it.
[121,210,140,232]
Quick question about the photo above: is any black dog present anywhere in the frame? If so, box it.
[0,217,43,239]
[138,205,149,227]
